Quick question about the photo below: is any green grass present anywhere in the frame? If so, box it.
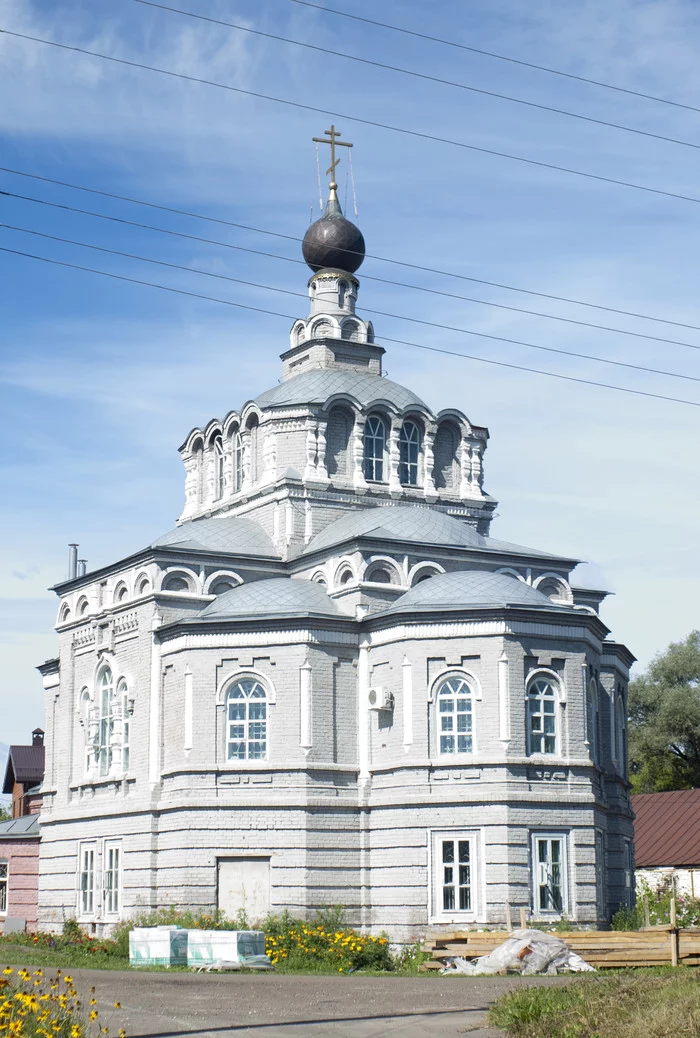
[489,967,700,1037]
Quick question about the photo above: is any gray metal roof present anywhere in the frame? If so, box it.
[304,505,559,560]
[0,815,40,840]
[255,370,429,412]
[195,577,344,621]
[383,569,576,615]
[306,505,486,553]
[152,516,278,558]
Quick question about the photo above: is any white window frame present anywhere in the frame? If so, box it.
[225,677,269,761]
[118,679,130,773]
[213,436,225,499]
[232,430,243,492]
[0,859,8,915]
[103,840,122,917]
[398,420,420,486]
[78,842,97,919]
[434,673,477,756]
[527,671,561,756]
[97,666,115,776]
[363,414,387,482]
[430,829,480,923]
[531,832,569,918]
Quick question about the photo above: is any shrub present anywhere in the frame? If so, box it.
[611,879,700,931]
[263,912,391,972]
[0,966,127,1038]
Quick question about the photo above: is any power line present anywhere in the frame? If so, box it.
[131,0,700,154]
[6,187,700,353]
[6,29,700,210]
[3,242,699,409]
[287,0,700,118]
[3,221,699,385]
[2,167,700,336]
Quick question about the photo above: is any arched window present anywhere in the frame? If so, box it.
[527,675,559,755]
[433,421,460,490]
[97,667,115,776]
[536,577,570,604]
[341,320,360,342]
[115,584,128,604]
[587,679,599,762]
[246,416,259,483]
[226,678,268,760]
[436,675,474,755]
[162,573,192,593]
[136,576,151,596]
[210,579,237,595]
[338,280,347,309]
[80,688,92,773]
[326,406,353,478]
[365,566,393,584]
[311,319,332,339]
[232,429,243,492]
[118,679,130,772]
[364,415,387,482]
[213,435,225,499]
[399,420,421,486]
[59,603,71,623]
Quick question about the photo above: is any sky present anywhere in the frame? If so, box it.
[1,0,700,745]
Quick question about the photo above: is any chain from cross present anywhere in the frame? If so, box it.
[312,124,353,189]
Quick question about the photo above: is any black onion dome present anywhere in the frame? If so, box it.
[302,196,365,274]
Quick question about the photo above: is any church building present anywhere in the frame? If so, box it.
[35,133,634,939]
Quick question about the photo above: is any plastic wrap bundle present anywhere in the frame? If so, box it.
[441,928,595,976]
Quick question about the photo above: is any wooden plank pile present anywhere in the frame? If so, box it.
[422,927,700,971]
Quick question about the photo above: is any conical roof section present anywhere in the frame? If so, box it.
[302,191,365,274]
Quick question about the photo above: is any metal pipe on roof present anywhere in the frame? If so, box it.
[77,559,87,577]
[68,544,78,580]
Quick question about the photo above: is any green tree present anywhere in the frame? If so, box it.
[629,630,700,792]
[0,805,10,822]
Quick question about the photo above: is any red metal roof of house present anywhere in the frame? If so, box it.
[632,789,700,867]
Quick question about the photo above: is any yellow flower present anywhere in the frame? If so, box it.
[63,976,73,985]
[90,999,97,1006]
[90,1011,99,1021]
[113,1002,121,1009]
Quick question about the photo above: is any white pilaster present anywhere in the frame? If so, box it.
[184,668,193,753]
[498,651,511,746]
[388,418,402,498]
[300,658,312,755]
[358,640,370,783]
[402,656,413,753]
[148,613,163,786]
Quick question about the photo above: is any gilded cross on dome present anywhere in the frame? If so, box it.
[312,124,353,197]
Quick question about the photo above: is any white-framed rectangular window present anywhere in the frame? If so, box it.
[430,830,479,922]
[0,860,8,915]
[103,841,121,916]
[78,843,96,917]
[532,832,568,916]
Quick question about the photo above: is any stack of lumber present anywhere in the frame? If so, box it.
[422,927,700,970]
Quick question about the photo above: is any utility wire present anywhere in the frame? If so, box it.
[3,165,699,335]
[6,187,700,353]
[6,29,700,210]
[3,221,699,384]
[131,0,700,154]
[3,242,699,410]
[287,0,700,118]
